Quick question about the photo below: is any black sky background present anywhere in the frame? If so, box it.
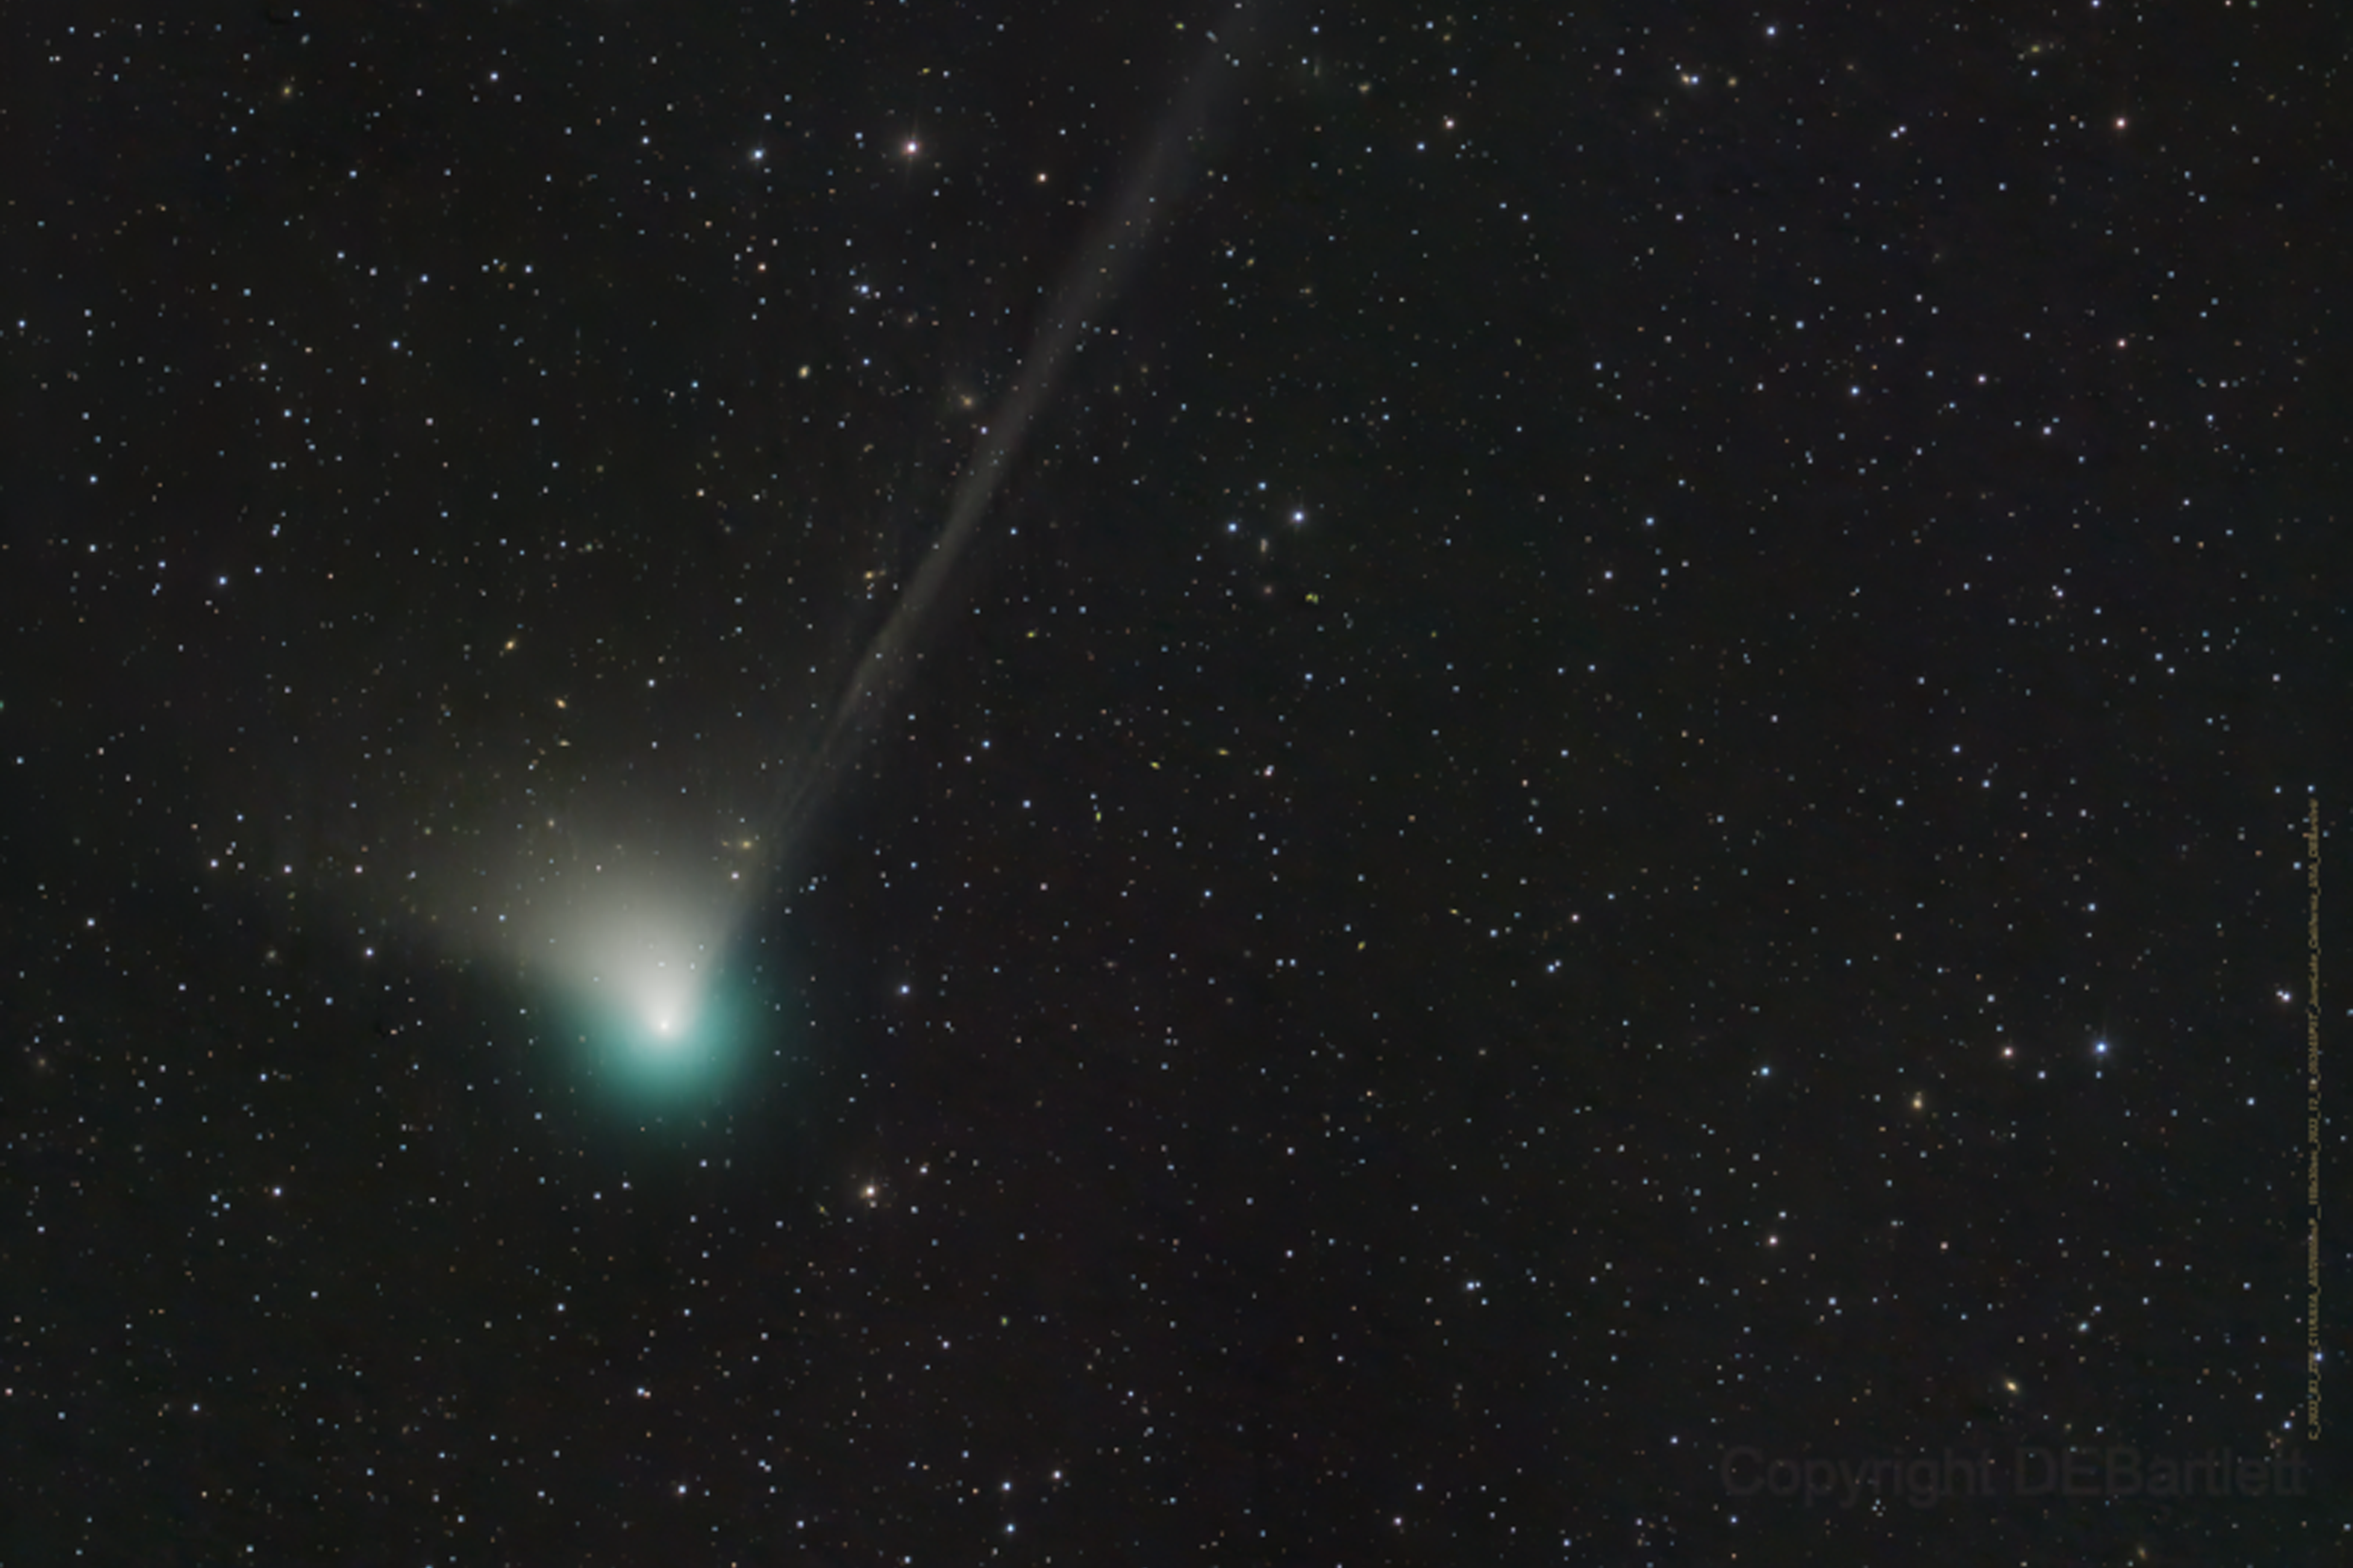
[6,0,2348,1562]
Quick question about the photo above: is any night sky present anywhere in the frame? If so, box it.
[6,0,2347,1562]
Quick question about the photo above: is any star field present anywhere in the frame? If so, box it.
[4,0,2345,1562]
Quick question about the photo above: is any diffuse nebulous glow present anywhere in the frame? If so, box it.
[401,4,1256,1113]
[520,861,760,1105]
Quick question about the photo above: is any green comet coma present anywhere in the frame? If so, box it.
[555,964,768,1113]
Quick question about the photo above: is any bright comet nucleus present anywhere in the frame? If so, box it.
[608,947,706,1049]
[512,865,766,1109]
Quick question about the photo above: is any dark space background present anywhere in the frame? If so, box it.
[5,0,2347,1561]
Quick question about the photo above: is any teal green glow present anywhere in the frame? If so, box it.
[558,960,766,1112]
[500,868,804,1123]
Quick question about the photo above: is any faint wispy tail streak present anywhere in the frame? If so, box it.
[768,3,1265,869]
